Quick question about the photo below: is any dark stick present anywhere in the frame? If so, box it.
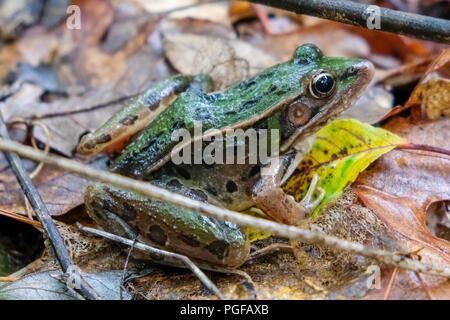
[247,0,450,44]
[0,112,100,300]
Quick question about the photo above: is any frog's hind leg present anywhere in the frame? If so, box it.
[84,179,250,269]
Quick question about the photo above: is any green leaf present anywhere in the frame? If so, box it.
[283,119,405,216]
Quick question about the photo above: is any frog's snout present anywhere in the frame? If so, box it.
[353,60,375,84]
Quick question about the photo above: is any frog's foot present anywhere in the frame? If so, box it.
[206,266,256,299]
[299,173,325,215]
[254,157,325,225]
[254,154,323,225]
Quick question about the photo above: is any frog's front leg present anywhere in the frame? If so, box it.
[253,153,324,226]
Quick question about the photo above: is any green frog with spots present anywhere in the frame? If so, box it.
[77,44,373,269]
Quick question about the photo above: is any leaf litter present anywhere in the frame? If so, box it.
[0,0,449,300]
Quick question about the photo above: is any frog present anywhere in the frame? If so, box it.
[77,44,374,270]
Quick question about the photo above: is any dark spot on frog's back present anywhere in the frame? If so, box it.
[119,202,138,221]
[95,133,112,144]
[119,115,139,126]
[228,97,262,115]
[226,180,238,193]
[148,224,168,246]
[189,189,209,202]
[178,234,200,247]
[173,120,184,130]
[248,165,260,178]
[144,93,160,110]
[166,179,183,190]
[143,137,159,154]
[82,140,96,150]
[193,108,212,122]
[205,186,218,197]
[204,92,223,103]
[206,240,229,259]
[241,97,261,110]
[239,80,256,90]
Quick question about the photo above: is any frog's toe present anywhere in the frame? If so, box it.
[299,174,325,215]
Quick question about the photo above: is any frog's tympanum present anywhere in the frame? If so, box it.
[78,44,374,269]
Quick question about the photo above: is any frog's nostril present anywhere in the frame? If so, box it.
[346,66,357,76]
[355,61,375,78]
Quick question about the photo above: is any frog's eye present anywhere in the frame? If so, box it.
[309,71,336,99]
[287,101,311,126]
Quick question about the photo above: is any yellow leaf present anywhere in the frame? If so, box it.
[242,208,272,242]
[283,119,405,217]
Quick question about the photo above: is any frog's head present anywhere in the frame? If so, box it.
[277,44,374,152]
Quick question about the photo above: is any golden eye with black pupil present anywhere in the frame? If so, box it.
[287,102,311,126]
[309,71,336,99]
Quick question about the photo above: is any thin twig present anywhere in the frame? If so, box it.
[246,0,450,44]
[120,237,137,301]
[0,114,100,300]
[415,272,435,300]
[32,95,135,120]
[383,267,399,300]
[77,224,225,300]
[0,138,449,278]
[0,207,42,229]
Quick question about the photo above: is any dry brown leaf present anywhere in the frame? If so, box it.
[168,2,232,26]
[239,22,370,61]
[343,25,441,63]
[0,157,107,216]
[405,49,450,120]
[2,16,169,156]
[341,85,394,124]
[163,33,277,89]
[357,117,450,210]
[353,117,450,299]
[1,84,128,156]
[355,186,450,300]
[71,0,114,45]
[160,18,236,41]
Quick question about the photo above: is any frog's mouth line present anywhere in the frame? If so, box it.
[281,60,375,153]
